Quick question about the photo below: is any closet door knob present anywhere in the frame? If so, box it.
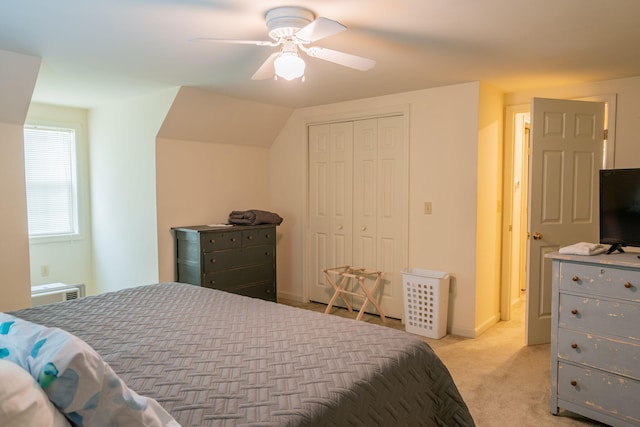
[338,225,343,230]
[570,380,578,387]
[361,226,367,231]
[624,282,632,289]
[571,343,578,349]
[571,309,578,315]
[572,276,580,282]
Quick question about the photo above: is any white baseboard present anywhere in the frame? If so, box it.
[277,291,306,303]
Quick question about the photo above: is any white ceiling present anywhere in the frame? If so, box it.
[2,0,640,109]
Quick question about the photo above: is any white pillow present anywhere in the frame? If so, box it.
[0,314,179,427]
[0,358,71,427]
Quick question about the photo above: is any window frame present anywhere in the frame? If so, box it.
[23,120,87,244]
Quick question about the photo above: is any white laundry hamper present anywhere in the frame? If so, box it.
[402,268,450,339]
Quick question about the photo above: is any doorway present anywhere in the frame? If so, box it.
[510,112,529,302]
[501,108,530,324]
[501,95,616,337]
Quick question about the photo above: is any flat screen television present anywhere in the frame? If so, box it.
[599,168,640,254]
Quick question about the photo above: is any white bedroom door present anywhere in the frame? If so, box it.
[308,115,407,319]
[526,98,604,345]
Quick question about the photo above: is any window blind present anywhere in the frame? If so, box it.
[23,126,78,237]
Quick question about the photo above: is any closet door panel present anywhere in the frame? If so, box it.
[353,118,378,273]
[375,116,406,318]
[308,122,353,304]
[330,123,353,270]
[309,125,331,301]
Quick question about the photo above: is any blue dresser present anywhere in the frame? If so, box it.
[549,252,640,426]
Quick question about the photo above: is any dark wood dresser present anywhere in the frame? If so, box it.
[172,225,277,302]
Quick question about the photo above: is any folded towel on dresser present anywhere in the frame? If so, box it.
[559,242,606,256]
[228,209,283,225]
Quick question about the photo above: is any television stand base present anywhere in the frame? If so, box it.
[606,243,626,254]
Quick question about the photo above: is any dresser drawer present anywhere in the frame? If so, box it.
[204,246,274,272]
[560,262,640,302]
[557,362,640,425]
[558,328,640,380]
[559,293,640,340]
[231,282,276,302]
[242,228,276,247]
[201,231,242,251]
[203,264,274,289]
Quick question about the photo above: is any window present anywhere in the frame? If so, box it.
[23,125,79,239]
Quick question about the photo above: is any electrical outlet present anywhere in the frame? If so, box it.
[424,202,432,215]
[41,265,49,277]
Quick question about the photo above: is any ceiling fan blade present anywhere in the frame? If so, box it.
[189,37,277,47]
[251,52,279,80]
[295,17,346,43]
[305,47,376,71]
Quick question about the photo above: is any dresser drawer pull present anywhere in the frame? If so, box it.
[209,239,216,244]
[624,282,633,289]
[230,237,237,242]
[571,276,580,282]
[570,343,578,349]
[570,380,578,387]
[247,235,253,240]
[570,309,579,315]
[210,259,216,264]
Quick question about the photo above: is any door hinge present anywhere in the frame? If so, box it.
[604,129,608,140]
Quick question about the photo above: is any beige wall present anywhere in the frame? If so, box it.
[88,88,178,294]
[155,87,294,283]
[156,138,271,282]
[0,49,40,311]
[269,82,491,337]
[0,122,32,311]
[475,83,504,332]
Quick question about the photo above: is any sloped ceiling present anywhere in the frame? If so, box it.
[158,87,292,147]
[1,1,640,109]
[0,51,40,124]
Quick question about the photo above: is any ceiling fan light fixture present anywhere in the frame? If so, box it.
[274,52,305,80]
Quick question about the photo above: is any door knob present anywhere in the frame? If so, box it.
[361,226,367,231]
[532,232,543,240]
[338,225,343,230]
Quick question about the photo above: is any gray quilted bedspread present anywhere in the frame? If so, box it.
[12,283,474,427]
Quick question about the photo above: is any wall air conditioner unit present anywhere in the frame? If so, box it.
[31,283,86,307]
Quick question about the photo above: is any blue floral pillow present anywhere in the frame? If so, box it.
[0,313,179,427]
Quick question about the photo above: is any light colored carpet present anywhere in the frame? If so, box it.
[279,298,608,427]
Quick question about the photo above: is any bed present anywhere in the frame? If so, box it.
[6,282,474,426]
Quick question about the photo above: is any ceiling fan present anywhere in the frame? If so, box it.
[191,6,376,81]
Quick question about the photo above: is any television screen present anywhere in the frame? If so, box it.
[599,168,640,254]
